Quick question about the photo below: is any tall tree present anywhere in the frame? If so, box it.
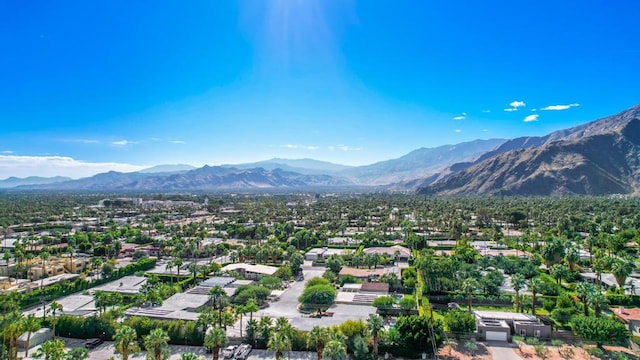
[307,326,330,360]
[39,250,50,290]
[511,274,526,313]
[50,301,63,339]
[576,282,596,317]
[144,328,170,360]
[461,278,478,311]
[208,286,226,322]
[587,292,608,318]
[529,278,542,316]
[115,325,140,360]
[366,314,384,355]
[322,340,347,360]
[611,257,635,290]
[204,326,228,360]
[267,332,292,360]
[23,314,41,357]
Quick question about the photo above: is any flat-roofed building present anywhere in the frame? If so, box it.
[221,263,278,280]
[363,246,411,261]
[473,310,551,341]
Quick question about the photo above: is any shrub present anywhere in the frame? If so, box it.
[444,310,476,336]
[570,315,628,346]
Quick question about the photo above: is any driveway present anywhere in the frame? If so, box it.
[486,342,522,360]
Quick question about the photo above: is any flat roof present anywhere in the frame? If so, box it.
[91,275,147,295]
[474,310,538,322]
[201,277,236,287]
[160,292,210,311]
[221,263,279,275]
[363,245,411,257]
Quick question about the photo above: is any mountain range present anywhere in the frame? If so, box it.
[11,138,505,191]
[6,104,640,195]
[418,104,640,196]
[0,176,72,189]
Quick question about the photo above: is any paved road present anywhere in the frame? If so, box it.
[230,264,377,334]
[486,342,522,360]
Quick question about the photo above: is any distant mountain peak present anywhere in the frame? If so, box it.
[139,164,197,174]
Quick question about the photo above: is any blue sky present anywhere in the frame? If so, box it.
[1,1,640,178]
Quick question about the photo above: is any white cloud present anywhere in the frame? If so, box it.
[454,129,462,133]
[504,108,518,112]
[524,114,539,122]
[531,109,537,112]
[0,155,146,179]
[541,103,580,111]
[453,116,466,120]
[2,150,13,154]
[462,112,467,116]
[338,145,362,151]
[510,100,526,108]
[111,140,136,146]
[169,140,186,145]
[482,129,489,132]
[280,144,319,151]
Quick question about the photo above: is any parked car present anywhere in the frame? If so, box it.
[223,345,237,359]
[84,338,103,349]
[234,344,252,360]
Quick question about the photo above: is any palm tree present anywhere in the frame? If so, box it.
[33,339,66,360]
[5,317,25,360]
[174,258,184,279]
[528,278,542,316]
[268,332,292,360]
[461,278,478,311]
[235,304,247,337]
[39,250,50,290]
[245,298,259,322]
[366,314,384,355]
[181,353,201,360]
[166,260,174,285]
[576,281,596,316]
[50,301,62,339]
[204,326,228,360]
[144,328,170,360]
[565,247,579,271]
[612,257,635,290]
[66,347,89,360]
[322,340,347,360]
[511,274,526,313]
[189,262,199,285]
[208,286,227,327]
[307,326,330,360]
[115,325,139,360]
[23,314,41,357]
[587,291,608,318]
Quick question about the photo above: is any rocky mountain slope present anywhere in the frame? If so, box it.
[340,138,506,185]
[419,104,640,196]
